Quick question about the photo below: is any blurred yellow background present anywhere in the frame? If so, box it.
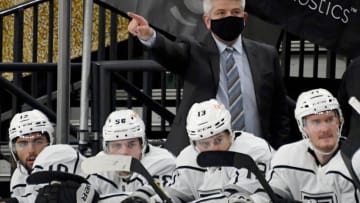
[0,0,128,63]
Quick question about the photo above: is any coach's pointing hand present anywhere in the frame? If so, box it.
[127,12,154,41]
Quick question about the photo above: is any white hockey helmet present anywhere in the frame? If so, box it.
[102,109,146,152]
[186,99,232,142]
[9,109,54,143]
[295,88,343,139]
[8,109,54,163]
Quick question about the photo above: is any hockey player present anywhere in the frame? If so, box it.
[7,110,54,198]
[86,109,176,202]
[251,88,359,202]
[123,99,274,203]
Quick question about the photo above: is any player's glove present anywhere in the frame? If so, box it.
[35,180,99,203]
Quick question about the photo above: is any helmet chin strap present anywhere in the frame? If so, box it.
[17,161,32,175]
[9,143,30,174]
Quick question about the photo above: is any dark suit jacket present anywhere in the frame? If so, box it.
[148,32,290,155]
[338,56,360,156]
[338,56,360,140]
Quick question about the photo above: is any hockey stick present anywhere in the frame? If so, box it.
[349,96,360,115]
[27,171,88,185]
[81,154,132,174]
[197,151,302,203]
[82,154,172,203]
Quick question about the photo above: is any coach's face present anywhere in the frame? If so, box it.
[304,111,340,153]
[203,0,248,44]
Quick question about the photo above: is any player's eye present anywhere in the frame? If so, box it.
[325,116,335,123]
[109,143,122,150]
[126,141,137,148]
[33,139,47,147]
[16,141,29,148]
[213,137,223,145]
[309,120,320,126]
[196,140,210,149]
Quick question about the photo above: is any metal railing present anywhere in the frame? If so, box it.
[0,0,56,142]
[279,32,348,99]
[0,63,82,138]
[91,60,180,139]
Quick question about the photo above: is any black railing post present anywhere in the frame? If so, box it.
[127,34,136,108]
[143,71,153,136]
[0,17,3,62]
[47,0,55,110]
[313,45,319,78]
[281,32,291,77]
[299,39,305,77]
[31,5,39,97]
[109,11,118,60]
[99,65,112,131]
[97,6,106,60]
[91,62,100,134]
[13,10,24,62]
[326,51,337,79]
[13,9,25,114]
[160,72,166,132]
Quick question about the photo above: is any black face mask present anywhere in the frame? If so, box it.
[210,16,244,41]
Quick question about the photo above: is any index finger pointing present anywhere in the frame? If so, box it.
[127,12,148,25]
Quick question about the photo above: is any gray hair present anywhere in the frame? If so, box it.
[203,0,246,15]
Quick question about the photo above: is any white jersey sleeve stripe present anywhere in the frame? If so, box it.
[176,166,207,172]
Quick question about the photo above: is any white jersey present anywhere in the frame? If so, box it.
[10,164,30,198]
[166,131,274,203]
[252,140,359,203]
[87,144,176,202]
